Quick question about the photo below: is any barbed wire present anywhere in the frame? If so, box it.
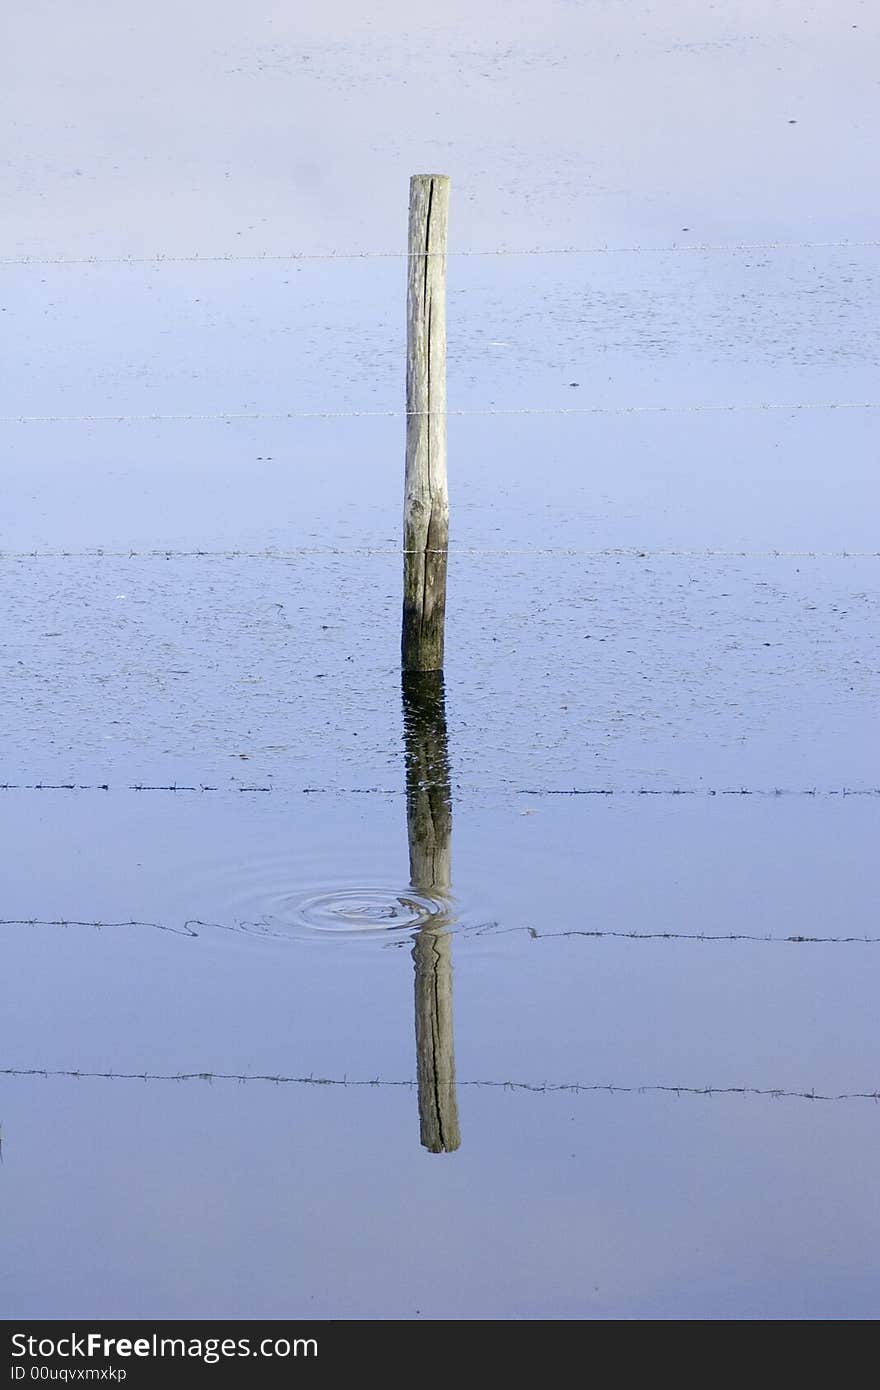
[515,787,880,797]
[3,401,879,426]
[1,1066,876,1102]
[0,783,877,797]
[2,547,878,560]
[0,918,200,937]
[476,924,880,945]
[3,917,877,946]
[0,782,267,793]
[2,239,880,267]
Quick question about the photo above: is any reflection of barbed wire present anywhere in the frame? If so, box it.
[1,1066,877,1102]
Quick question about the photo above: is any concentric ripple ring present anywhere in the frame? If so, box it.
[295,886,450,934]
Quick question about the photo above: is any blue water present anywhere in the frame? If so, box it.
[2,3,879,1320]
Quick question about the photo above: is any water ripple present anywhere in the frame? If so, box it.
[233,883,453,941]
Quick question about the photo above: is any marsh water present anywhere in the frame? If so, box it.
[3,2,880,1320]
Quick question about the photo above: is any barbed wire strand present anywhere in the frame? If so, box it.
[476,924,880,945]
[3,402,879,425]
[0,784,877,797]
[1,1066,877,1101]
[3,239,880,267]
[1,918,200,938]
[2,546,878,560]
[3,918,877,946]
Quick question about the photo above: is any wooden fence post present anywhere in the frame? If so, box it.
[403,671,460,1153]
[403,174,450,673]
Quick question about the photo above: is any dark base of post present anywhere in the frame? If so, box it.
[401,541,448,672]
[402,670,452,874]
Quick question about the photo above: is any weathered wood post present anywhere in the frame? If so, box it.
[403,671,460,1153]
[403,175,450,673]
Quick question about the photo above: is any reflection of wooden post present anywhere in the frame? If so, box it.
[413,929,459,1153]
[403,672,460,1153]
[402,174,450,674]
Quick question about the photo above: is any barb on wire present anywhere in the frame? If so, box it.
[1,1066,877,1102]
[2,238,880,267]
[3,401,879,425]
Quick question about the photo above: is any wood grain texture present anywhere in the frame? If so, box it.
[403,175,450,672]
[403,671,460,1153]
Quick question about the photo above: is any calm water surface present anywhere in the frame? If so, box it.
[2,3,879,1321]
